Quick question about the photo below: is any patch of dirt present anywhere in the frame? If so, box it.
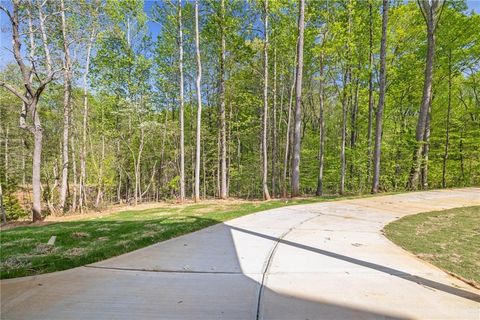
[448,253,463,264]
[116,240,131,248]
[42,199,253,222]
[63,248,86,257]
[34,244,56,255]
[142,230,157,238]
[72,232,90,238]
[0,257,32,270]
[417,253,439,260]
[0,221,55,231]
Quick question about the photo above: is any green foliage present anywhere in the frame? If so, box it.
[3,194,29,221]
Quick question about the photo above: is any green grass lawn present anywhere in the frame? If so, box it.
[1,196,345,279]
[384,205,480,287]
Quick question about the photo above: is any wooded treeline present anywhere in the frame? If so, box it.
[1,0,479,221]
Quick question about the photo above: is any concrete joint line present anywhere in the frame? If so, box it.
[84,265,246,275]
[255,213,320,320]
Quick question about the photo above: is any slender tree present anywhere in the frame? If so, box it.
[366,0,374,184]
[194,0,203,202]
[291,0,305,197]
[282,64,296,197]
[219,0,227,199]
[407,0,445,189]
[372,0,389,194]
[178,0,186,202]
[271,47,277,198]
[262,0,271,200]
[442,49,452,188]
[80,19,97,212]
[316,50,326,196]
[0,1,60,221]
[59,0,73,211]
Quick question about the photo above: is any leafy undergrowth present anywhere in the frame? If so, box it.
[384,206,480,287]
[1,196,345,279]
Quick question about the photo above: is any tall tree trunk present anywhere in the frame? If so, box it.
[95,134,105,207]
[4,126,8,182]
[340,70,348,195]
[407,0,444,189]
[420,108,431,189]
[282,56,297,198]
[340,1,352,195]
[80,26,96,212]
[178,0,186,202]
[194,0,203,202]
[219,0,227,199]
[262,0,271,200]
[367,0,374,185]
[349,79,359,188]
[316,52,325,196]
[59,0,72,211]
[442,50,452,188]
[350,80,359,150]
[291,0,305,197]
[371,0,389,194]
[271,48,277,198]
[71,135,78,211]
[21,138,26,187]
[32,123,43,221]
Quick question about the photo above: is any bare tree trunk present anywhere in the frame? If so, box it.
[80,24,96,212]
[316,52,325,196]
[442,50,452,188]
[262,0,271,200]
[367,0,374,185]
[227,102,232,195]
[4,126,8,182]
[178,0,186,202]
[372,0,389,194]
[59,0,72,211]
[271,48,277,198]
[95,134,105,207]
[340,2,353,196]
[32,126,43,221]
[291,0,305,197]
[340,70,348,195]
[71,135,78,211]
[350,80,359,150]
[21,138,26,187]
[194,0,203,202]
[135,127,145,204]
[407,0,444,189]
[219,0,227,199]
[349,79,359,188]
[420,109,431,189]
[282,66,296,198]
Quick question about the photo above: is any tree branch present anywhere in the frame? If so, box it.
[0,82,30,104]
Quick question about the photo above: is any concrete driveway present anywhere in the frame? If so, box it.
[1,188,480,319]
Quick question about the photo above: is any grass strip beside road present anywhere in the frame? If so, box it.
[384,205,480,287]
[1,196,342,279]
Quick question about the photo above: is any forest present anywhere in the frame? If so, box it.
[0,0,479,222]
